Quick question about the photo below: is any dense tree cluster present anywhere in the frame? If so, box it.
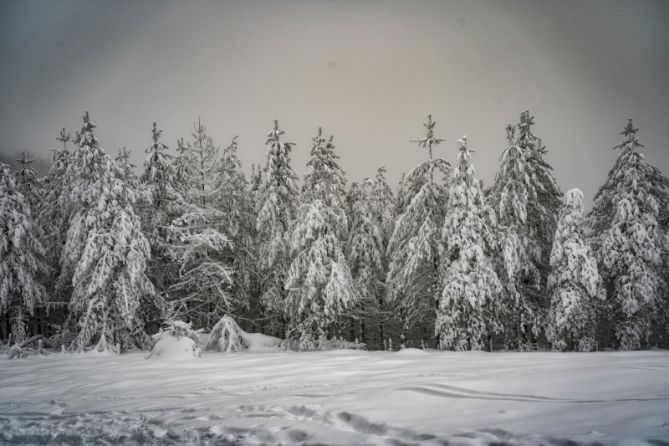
[1,111,667,352]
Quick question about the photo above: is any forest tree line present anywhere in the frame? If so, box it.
[1,110,668,353]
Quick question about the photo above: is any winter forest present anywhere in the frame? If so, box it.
[2,109,668,357]
[4,0,669,441]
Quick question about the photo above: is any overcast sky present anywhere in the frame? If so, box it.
[1,0,668,206]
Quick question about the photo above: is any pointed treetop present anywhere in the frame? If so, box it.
[424,114,435,138]
[116,146,132,164]
[615,118,644,151]
[266,120,294,147]
[410,114,445,160]
[176,137,189,154]
[505,124,515,143]
[57,128,71,148]
[82,111,96,131]
[621,118,638,140]
[518,110,535,131]
[312,126,326,146]
[151,122,163,144]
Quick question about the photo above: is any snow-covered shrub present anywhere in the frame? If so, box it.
[204,315,248,353]
[7,336,48,360]
[146,321,203,360]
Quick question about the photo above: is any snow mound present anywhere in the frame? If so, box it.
[396,348,427,355]
[205,316,281,353]
[146,334,201,360]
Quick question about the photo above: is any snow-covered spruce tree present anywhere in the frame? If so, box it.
[190,118,218,207]
[115,146,137,187]
[387,115,450,345]
[256,121,299,335]
[172,137,196,200]
[14,151,40,208]
[547,188,602,352]
[0,163,48,343]
[285,128,356,347]
[588,120,667,349]
[212,136,259,329]
[489,124,544,349]
[437,137,502,351]
[139,122,181,329]
[60,112,156,352]
[516,111,562,261]
[167,205,238,330]
[39,129,72,246]
[37,129,74,313]
[347,167,394,346]
[141,122,178,246]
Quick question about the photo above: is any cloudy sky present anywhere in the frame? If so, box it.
[1,0,668,206]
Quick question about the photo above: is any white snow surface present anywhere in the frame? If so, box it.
[1,350,668,445]
[147,335,201,360]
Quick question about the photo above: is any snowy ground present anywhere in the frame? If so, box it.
[1,349,668,445]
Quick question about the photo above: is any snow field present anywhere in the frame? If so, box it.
[1,350,668,445]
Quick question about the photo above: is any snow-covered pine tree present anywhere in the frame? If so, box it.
[60,112,156,352]
[0,163,48,343]
[347,167,394,347]
[489,124,545,349]
[437,137,501,351]
[588,119,667,349]
[547,188,602,351]
[285,128,356,347]
[387,115,451,345]
[256,121,299,335]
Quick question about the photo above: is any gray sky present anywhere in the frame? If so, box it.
[1,0,668,206]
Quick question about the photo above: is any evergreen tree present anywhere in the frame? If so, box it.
[588,120,667,349]
[60,112,156,352]
[37,129,73,311]
[14,151,39,207]
[212,136,258,328]
[347,167,394,347]
[387,116,450,345]
[0,163,48,343]
[547,188,602,351]
[437,137,501,350]
[256,120,299,334]
[115,147,137,187]
[190,119,218,207]
[489,125,543,349]
[139,122,180,328]
[167,205,237,330]
[285,128,356,346]
[173,137,196,200]
[516,111,562,254]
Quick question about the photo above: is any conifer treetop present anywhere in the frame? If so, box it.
[615,118,644,151]
[410,114,445,160]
